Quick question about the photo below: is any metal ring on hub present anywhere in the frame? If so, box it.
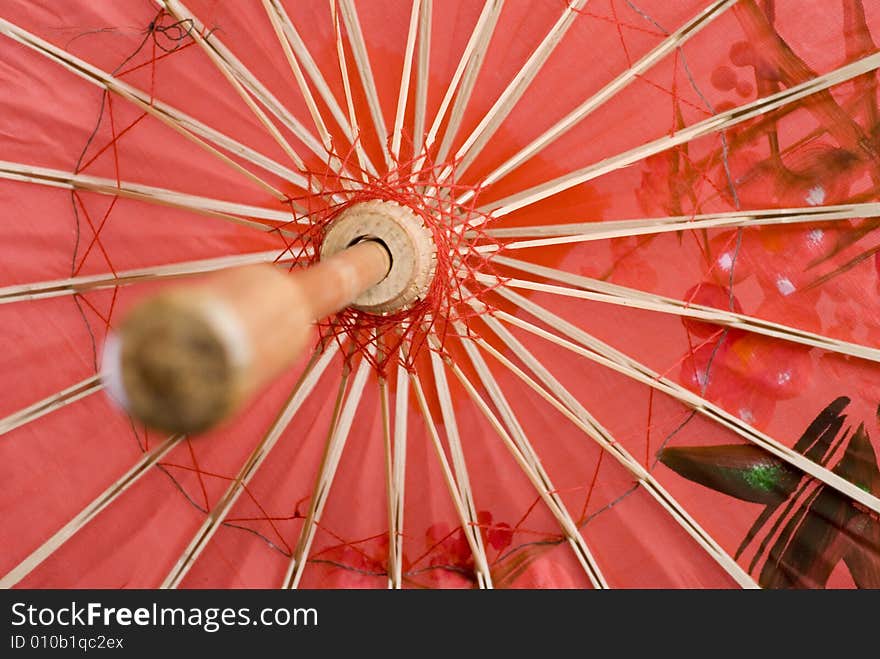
[320,200,437,314]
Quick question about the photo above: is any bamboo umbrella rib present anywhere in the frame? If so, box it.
[262,0,333,155]
[468,312,757,588]
[475,262,880,364]
[158,1,354,202]
[427,342,494,588]
[409,369,493,589]
[330,0,372,181]
[0,161,298,234]
[163,0,344,178]
[497,273,880,363]
[379,363,404,589]
[158,0,311,173]
[412,0,432,160]
[338,0,392,169]
[458,284,756,586]
[640,478,761,585]
[391,0,422,162]
[376,365,396,588]
[158,1,299,131]
[431,0,504,175]
[410,0,496,183]
[389,362,408,589]
[161,1,357,192]
[0,434,184,589]
[471,202,880,246]
[0,376,103,438]
[264,0,367,163]
[480,51,880,221]
[284,353,372,589]
[440,0,590,185]
[261,0,356,186]
[160,0,329,157]
[161,342,340,589]
[202,16,328,167]
[455,0,737,204]
[0,250,298,306]
[490,287,880,517]
[196,0,349,188]
[0,18,306,197]
[453,332,608,588]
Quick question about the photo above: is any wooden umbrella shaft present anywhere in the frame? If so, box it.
[105,240,391,434]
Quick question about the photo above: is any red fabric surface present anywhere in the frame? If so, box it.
[1,0,879,588]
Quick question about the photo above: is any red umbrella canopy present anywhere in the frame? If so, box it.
[1,0,879,589]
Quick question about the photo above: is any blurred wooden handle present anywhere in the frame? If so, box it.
[104,240,390,434]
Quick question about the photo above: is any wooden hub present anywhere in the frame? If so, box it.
[320,200,437,314]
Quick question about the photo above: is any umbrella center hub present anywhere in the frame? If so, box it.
[320,200,437,314]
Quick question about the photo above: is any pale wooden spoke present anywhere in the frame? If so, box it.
[166,0,357,189]
[458,284,756,585]
[262,0,333,157]
[391,0,422,162]
[426,341,494,588]
[477,258,880,364]
[409,368,492,588]
[338,0,392,168]
[0,376,102,437]
[161,0,355,200]
[467,308,756,587]
[161,341,340,589]
[261,0,361,188]
[379,358,405,589]
[378,367,393,588]
[431,0,504,172]
[471,202,880,247]
[441,0,590,184]
[0,161,298,234]
[263,0,372,173]
[410,0,495,182]
[455,0,737,203]
[207,18,327,165]
[0,18,305,198]
[330,0,372,179]
[490,286,880,517]
[0,433,184,588]
[150,4,352,204]
[283,351,371,589]
[0,250,299,306]
[388,361,408,589]
[161,0,334,164]
[158,0,311,173]
[480,51,880,221]
[412,0,432,160]
[452,331,608,588]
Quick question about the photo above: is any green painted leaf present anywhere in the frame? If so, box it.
[658,444,800,505]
